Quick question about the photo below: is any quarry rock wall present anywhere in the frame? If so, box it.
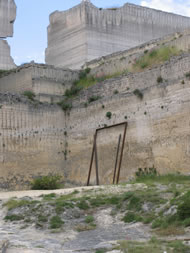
[0,64,79,103]
[0,0,16,70]
[46,1,190,69]
[83,29,190,77]
[0,51,190,189]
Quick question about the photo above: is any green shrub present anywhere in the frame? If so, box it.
[23,90,35,100]
[85,215,94,223]
[133,89,143,100]
[88,95,101,103]
[157,76,163,83]
[185,72,190,79]
[114,89,119,94]
[85,67,91,74]
[178,191,190,220]
[31,175,61,190]
[49,215,64,229]
[106,111,112,119]
[64,85,81,98]
[122,212,142,223]
[57,100,72,112]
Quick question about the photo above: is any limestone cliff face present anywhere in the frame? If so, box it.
[1,52,190,189]
[46,1,190,69]
[0,0,16,70]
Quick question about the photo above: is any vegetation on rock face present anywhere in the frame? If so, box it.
[23,90,36,100]
[132,46,180,71]
[88,95,101,103]
[133,89,143,100]
[106,111,112,119]
[31,175,62,190]
[57,100,72,112]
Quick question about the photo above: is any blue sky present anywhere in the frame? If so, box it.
[7,0,190,65]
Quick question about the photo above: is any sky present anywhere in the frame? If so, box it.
[7,0,190,65]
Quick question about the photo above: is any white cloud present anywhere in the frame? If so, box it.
[141,0,190,17]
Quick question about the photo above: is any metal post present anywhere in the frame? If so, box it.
[113,134,121,184]
[94,135,99,185]
[116,123,128,184]
[87,133,96,186]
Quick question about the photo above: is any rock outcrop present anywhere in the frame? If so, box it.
[0,0,16,70]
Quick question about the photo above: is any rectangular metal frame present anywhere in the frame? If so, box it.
[87,121,128,186]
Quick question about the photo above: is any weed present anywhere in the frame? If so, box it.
[181,80,185,84]
[38,215,48,223]
[102,104,105,109]
[85,215,94,223]
[124,116,127,119]
[31,175,61,190]
[106,111,112,119]
[177,191,190,220]
[157,76,163,83]
[49,215,64,229]
[122,212,143,223]
[88,95,101,103]
[185,72,190,79]
[4,214,24,221]
[144,111,147,115]
[77,200,89,210]
[64,85,81,98]
[23,90,35,100]
[114,89,119,94]
[57,100,72,112]
[133,89,143,100]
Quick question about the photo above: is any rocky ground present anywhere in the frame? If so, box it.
[1,175,190,253]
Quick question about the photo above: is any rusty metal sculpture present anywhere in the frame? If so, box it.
[87,122,128,186]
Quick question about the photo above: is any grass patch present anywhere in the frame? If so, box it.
[122,212,143,223]
[77,200,90,210]
[4,214,24,221]
[132,46,180,72]
[118,238,190,253]
[49,215,64,229]
[4,199,35,210]
[134,173,190,185]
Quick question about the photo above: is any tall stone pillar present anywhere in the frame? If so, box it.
[0,0,17,70]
